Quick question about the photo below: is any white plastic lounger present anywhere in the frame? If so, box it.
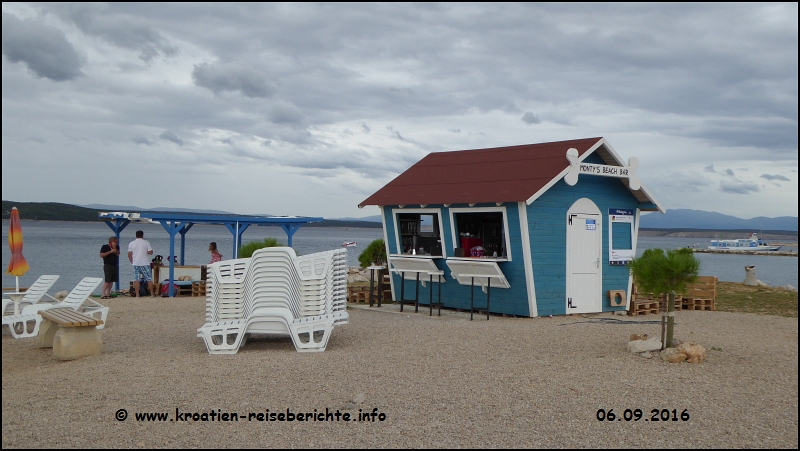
[2,275,59,316]
[2,277,105,339]
[197,309,348,354]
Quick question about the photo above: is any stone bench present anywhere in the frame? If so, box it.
[37,308,103,360]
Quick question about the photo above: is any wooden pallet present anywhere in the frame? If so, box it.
[632,276,718,312]
[682,276,717,311]
[628,301,659,316]
[192,281,206,297]
[688,298,715,311]
[347,286,367,303]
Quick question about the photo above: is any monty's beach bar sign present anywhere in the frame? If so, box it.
[564,148,641,190]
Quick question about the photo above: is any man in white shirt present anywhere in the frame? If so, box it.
[128,230,154,298]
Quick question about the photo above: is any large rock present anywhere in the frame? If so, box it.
[346,268,370,283]
[677,342,706,364]
[661,348,686,363]
[627,337,662,353]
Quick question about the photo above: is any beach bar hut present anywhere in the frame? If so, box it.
[358,137,664,317]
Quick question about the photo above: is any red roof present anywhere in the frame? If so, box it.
[359,137,604,207]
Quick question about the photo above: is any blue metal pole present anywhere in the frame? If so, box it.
[159,221,183,297]
[179,223,193,265]
[280,223,302,247]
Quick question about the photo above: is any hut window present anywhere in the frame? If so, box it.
[453,211,506,258]
[397,212,443,256]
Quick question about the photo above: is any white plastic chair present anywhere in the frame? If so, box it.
[3,277,105,339]
[2,275,59,316]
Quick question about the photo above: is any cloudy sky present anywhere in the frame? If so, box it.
[2,3,797,219]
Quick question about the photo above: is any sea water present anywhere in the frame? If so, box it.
[1,221,384,294]
[2,220,797,294]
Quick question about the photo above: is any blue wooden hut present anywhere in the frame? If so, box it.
[358,137,664,317]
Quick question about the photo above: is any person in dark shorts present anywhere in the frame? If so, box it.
[100,236,120,299]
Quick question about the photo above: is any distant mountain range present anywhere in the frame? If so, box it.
[640,209,797,232]
[340,211,799,231]
[334,215,382,223]
[1,201,379,228]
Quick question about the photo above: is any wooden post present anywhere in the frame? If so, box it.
[666,291,676,348]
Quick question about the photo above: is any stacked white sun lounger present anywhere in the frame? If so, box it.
[197,247,348,354]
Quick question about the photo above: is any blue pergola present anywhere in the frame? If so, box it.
[99,212,323,297]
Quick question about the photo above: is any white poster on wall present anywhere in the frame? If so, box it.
[609,208,635,265]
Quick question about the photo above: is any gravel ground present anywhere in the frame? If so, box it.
[2,297,797,449]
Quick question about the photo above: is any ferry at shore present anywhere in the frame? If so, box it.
[707,233,781,252]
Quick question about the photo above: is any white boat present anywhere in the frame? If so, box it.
[342,241,357,248]
[707,233,781,252]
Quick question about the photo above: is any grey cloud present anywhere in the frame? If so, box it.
[80,4,794,154]
[720,181,760,194]
[448,128,461,133]
[159,130,184,146]
[2,12,84,81]
[269,102,304,124]
[48,3,178,62]
[228,147,266,160]
[286,148,413,176]
[521,112,541,125]
[685,117,798,153]
[704,164,716,173]
[649,171,712,193]
[220,138,234,145]
[724,169,735,176]
[761,174,790,181]
[2,3,797,219]
[193,62,275,98]
[133,135,153,146]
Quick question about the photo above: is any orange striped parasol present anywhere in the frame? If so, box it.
[6,207,30,281]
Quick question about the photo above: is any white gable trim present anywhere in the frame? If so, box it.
[525,138,665,213]
[525,138,605,205]
[518,202,537,317]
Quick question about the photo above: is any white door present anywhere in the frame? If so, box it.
[566,199,602,314]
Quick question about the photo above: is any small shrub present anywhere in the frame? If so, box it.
[358,239,387,268]
[239,237,284,258]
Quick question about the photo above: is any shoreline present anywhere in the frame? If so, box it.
[639,229,797,240]
[692,248,798,257]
